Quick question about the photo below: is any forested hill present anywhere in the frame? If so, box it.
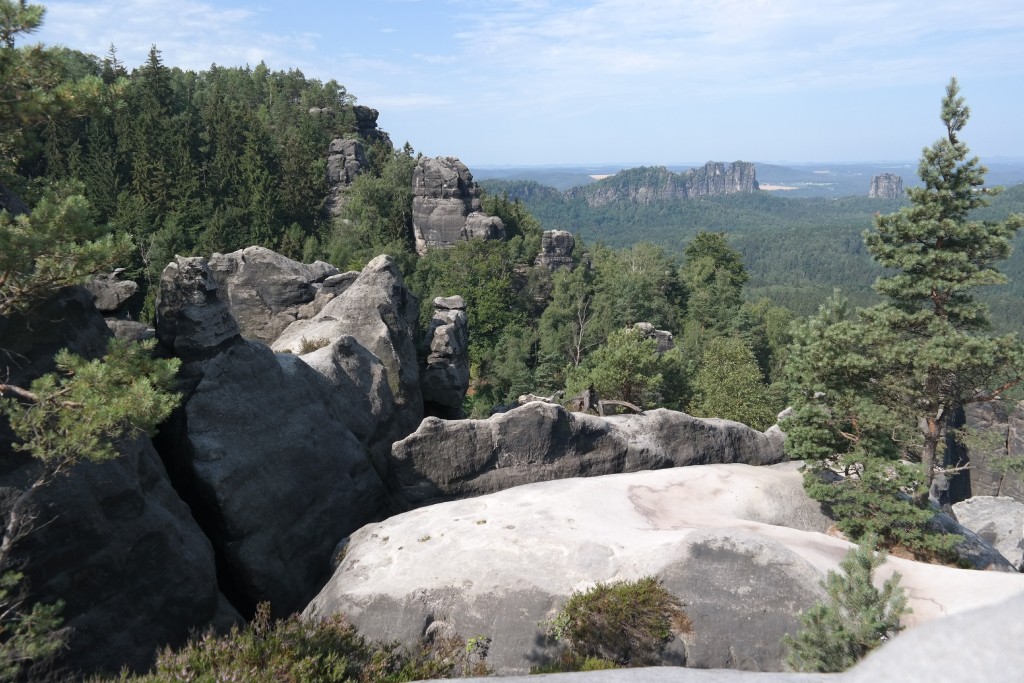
[480,178,1024,327]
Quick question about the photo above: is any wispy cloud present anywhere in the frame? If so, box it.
[39,0,317,71]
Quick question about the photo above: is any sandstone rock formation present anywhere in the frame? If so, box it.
[570,162,758,207]
[420,295,470,419]
[0,285,110,387]
[324,138,367,217]
[953,496,1024,571]
[272,255,423,439]
[411,156,505,254]
[0,437,235,676]
[945,399,1024,504]
[155,255,241,362]
[537,229,575,271]
[353,105,390,145]
[389,402,786,506]
[1,287,232,676]
[206,246,341,344]
[85,270,140,315]
[155,255,391,617]
[686,161,760,197]
[868,172,904,198]
[634,321,674,353]
[305,462,1024,675]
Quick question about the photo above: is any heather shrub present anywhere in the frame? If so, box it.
[538,576,690,671]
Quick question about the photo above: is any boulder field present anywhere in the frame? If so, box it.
[305,461,1024,675]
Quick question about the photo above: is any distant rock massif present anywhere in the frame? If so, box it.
[568,162,759,207]
[868,172,904,198]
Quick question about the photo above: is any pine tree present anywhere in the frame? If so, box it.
[691,336,775,431]
[860,78,1024,502]
[784,538,908,673]
[784,79,1024,553]
[1,6,181,676]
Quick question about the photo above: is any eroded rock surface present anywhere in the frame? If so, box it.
[306,462,1024,675]
[953,496,1024,570]
[155,254,390,617]
[411,156,505,254]
[945,400,1024,504]
[537,229,575,271]
[206,246,340,344]
[324,138,367,217]
[0,436,232,677]
[420,295,469,419]
[390,403,786,506]
[272,254,423,437]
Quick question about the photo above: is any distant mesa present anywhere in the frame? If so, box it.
[869,172,905,198]
[568,161,758,206]
[412,156,506,254]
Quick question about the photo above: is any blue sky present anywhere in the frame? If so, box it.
[31,0,1024,167]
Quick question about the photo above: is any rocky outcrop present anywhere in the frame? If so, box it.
[272,255,423,438]
[324,138,367,217]
[869,172,904,198]
[686,161,760,197]
[420,295,470,419]
[155,256,390,617]
[353,105,390,145]
[176,340,388,616]
[0,285,111,387]
[85,270,140,316]
[537,230,575,271]
[206,246,341,344]
[944,400,1024,504]
[0,437,234,677]
[1,292,232,677]
[569,162,758,207]
[305,462,1024,675]
[389,403,786,506]
[634,322,674,353]
[155,256,241,362]
[411,156,505,254]
[953,496,1024,571]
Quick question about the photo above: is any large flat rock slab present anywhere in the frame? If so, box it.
[307,462,1024,675]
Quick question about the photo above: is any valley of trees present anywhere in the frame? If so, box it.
[3,0,1024,677]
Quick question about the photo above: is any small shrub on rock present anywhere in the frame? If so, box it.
[541,576,689,671]
[298,336,331,354]
[784,537,908,673]
[108,603,488,682]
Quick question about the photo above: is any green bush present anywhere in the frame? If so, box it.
[783,538,908,673]
[106,603,488,682]
[541,577,689,671]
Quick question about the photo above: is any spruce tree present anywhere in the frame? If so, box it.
[784,79,1024,552]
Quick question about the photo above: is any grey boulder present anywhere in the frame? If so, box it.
[952,495,1024,571]
[273,254,423,439]
[177,338,388,616]
[390,402,786,506]
[207,246,340,344]
[0,436,231,677]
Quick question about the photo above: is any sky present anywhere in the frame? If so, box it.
[31,0,1024,167]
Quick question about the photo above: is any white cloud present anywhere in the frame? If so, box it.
[38,1,316,71]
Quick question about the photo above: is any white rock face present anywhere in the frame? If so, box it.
[953,495,1024,570]
[305,462,1024,674]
